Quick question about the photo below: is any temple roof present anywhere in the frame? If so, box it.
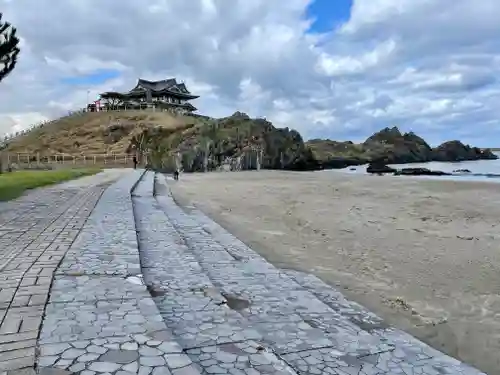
[133,78,192,95]
[101,78,199,100]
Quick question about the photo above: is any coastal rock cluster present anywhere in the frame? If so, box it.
[366,165,453,176]
[124,113,497,172]
[307,126,497,170]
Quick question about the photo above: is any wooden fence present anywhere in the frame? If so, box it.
[2,153,144,169]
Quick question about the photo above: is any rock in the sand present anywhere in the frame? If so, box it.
[366,163,396,174]
[319,156,365,169]
[394,168,451,176]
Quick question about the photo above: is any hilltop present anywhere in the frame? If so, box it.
[3,111,318,171]
[3,111,197,155]
[2,111,497,171]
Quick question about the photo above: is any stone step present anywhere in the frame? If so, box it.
[133,176,259,349]
[153,175,394,366]
[132,170,155,198]
[36,170,204,375]
[134,174,301,374]
[155,173,486,375]
[56,170,144,277]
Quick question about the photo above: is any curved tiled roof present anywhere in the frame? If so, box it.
[135,78,191,94]
[100,78,199,101]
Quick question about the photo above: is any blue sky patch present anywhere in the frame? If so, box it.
[306,0,353,33]
[61,69,121,86]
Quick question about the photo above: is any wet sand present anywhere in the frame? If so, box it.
[170,170,500,375]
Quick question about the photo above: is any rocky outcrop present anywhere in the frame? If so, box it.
[366,164,451,176]
[366,163,396,174]
[363,127,433,164]
[394,168,451,176]
[432,140,497,161]
[130,112,320,172]
[308,126,498,169]
[319,157,365,169]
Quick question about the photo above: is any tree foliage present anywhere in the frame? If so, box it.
[0,13,20,83]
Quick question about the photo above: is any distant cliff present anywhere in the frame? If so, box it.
[307,126,498,169]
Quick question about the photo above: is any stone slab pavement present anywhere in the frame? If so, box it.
[0,169,489,375]
[36,170,203,375]
[0,169,131,373]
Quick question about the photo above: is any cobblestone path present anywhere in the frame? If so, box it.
[1,170,487,375]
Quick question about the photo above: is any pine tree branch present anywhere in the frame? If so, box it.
[0,12,20,83]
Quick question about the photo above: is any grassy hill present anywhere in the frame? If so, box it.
[3,111,197,155]
[3,111,317,171]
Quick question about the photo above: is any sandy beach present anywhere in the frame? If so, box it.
[170,170,500,375]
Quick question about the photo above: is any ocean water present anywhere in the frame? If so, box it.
[330,153,500,183]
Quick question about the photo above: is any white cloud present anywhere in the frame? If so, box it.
[340,0,433,35]
[1,0,500,147]
[43,56,128,76]
[316,39,397,76]
[0,113,49,137]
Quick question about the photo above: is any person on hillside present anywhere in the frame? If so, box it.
[132,155,137,169]
[173,169,179,181]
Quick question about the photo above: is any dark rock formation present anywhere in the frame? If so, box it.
[394,168,451,176]
[363,127,433,164]
[367,165,450,176]
[366,163,396,174]
[306,139,365,168]
[130,112,321,172]
[307,126,498,170]
[320,157,365,169]
[432,141,497,161]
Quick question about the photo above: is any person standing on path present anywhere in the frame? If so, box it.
[133,155,138,169]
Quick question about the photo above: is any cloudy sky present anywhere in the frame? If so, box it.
[1,0,499,147]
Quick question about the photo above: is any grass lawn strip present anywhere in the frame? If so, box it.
[0,168,102,201]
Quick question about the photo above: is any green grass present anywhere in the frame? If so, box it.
[0,168,102,201]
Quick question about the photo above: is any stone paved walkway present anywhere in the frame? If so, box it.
[0,170,488,375]
[0,169,130,373]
